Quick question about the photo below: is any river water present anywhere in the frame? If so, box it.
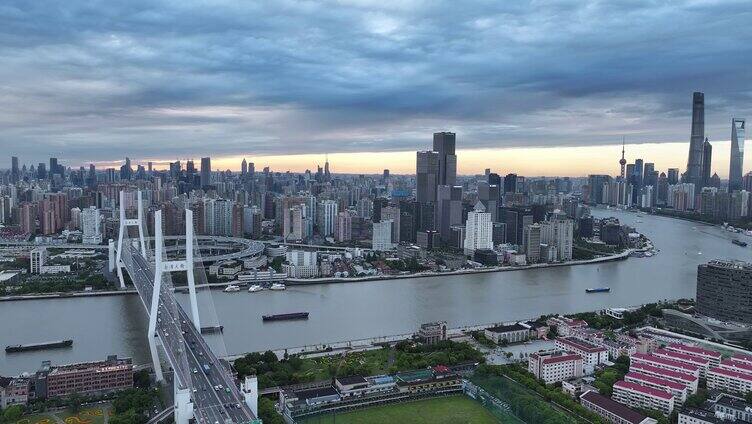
[2,208,749,375]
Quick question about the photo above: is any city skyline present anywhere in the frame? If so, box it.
[2,2,752,167]
[5,139,746,178]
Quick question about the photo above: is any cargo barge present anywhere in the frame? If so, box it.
[585,287,611,293]
[6,339,73,353]
[262,312,309,322]
[200,325,224,334]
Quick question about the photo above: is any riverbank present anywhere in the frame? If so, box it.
[286,248,634,285]
[0,248,637,300]
[0,289,137,302]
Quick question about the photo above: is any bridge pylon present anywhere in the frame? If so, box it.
[148,209,203,383]
[115,190,148,289]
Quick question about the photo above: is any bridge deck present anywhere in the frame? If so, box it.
[124,245,257,424]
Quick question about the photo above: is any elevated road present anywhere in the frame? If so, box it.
[125,245,257,424]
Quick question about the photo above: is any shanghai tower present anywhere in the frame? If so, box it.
[684,92,705,186]
[729,118,746,191]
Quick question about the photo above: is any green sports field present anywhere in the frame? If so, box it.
[300,395,512,424]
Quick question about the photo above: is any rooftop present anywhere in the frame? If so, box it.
[613,380,673,400]
[580,390,648,424]
[631,353,700,372]
[654,348,710,365]
[487,322,529,333]
[625,371,686,391]
[629,362,697,383]
[666,343,722,359]
[559,337,607,353]
[709,366,752,382]
[335,375,368,386]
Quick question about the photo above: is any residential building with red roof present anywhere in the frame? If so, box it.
[652,348,711,377]
[624,372,687,404]
[664,343,721,367]
[630,353,700,378]
[628,362,698,394]
[612,380,675,415]
[706,366,752,395]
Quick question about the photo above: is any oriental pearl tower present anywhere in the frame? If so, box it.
[619,137,627,178]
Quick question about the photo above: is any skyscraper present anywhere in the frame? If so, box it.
[241,158,248,177]
[10,156,19,183]
[464,201,492,255]
[436,185,462,242]
[729,118,746,191]
[619,138,626,178]
[702,138,712,187]
[200,157,211,188]
[416,151,439,204]
[684,92,705,186]
[433,132,457,186]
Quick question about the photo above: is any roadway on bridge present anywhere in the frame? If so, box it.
[127,246,256,424]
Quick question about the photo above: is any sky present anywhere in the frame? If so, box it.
[1,0,751,177]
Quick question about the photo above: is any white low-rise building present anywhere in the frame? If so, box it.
[612,380,675,416]
[528,351,583,384]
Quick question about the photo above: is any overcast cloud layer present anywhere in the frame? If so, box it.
[1,0,752,165]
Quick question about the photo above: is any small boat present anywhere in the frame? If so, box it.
[732,239,748,247]
[6,339,73,353]
[269,283,286,291]
[585,287,611,293]
[223,285,241,292]
[262,312,309,322]
[248,285,264,293]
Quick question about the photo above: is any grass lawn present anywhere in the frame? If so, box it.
[300,395,503,424]
[56,406,109,424]
[13,406,110,424]
[11,413,59,424]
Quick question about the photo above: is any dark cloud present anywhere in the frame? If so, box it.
[1,0,751,165]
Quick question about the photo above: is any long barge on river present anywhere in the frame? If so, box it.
[5,339,73,353]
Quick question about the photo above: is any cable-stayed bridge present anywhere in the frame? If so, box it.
[116,191,260,424]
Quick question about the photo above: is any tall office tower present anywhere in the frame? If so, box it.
[657,172,668,204]
[684,92,705,186]
[463,201,492,255]
[416,151,440,204]
[316,200,338,237]
[696,260,752,324]
[619,138,627,178]
[200,157,211,188]
[381,206,402,243]
[81,206,102,244]
[335,211,353,242]
[729,118,746,191]
[633,159,644,187]
[436,185,462,242]
[540,218,574,261]
[503,173,518,194]
[324,156,331,182]
[372,219,394,251]
[478,181,500,222]
[488,172,502,187]
[10,157,19,183]
[523,223,541,263]
[702,138,712,187]
[667,168,680,185]
[49,157,58,179]
[433,132,457,186]
[37,163,47,180]
[241,158,248,177]
[643,163,655,186]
